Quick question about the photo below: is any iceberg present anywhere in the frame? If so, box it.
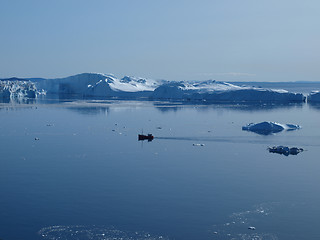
[34,73,164,98]
[151,80,305,103]
[307,91,320,103]
[0,73,307,103]
[0,79,38,101]
[242,121,301,135]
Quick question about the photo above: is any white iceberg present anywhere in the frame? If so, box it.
[242,121,301,135]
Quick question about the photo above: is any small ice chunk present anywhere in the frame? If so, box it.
[242,121,284,135]
[248,226,256,230]
[193,143,205,146]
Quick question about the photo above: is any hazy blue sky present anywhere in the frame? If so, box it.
[1,0,319,81]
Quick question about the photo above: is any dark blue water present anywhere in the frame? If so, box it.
[1,99,320,240]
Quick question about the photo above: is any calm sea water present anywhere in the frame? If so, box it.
[1,98,320,240]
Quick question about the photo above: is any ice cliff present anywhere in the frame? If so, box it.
[34,73,164,98]
[1,73,307,103]
[307,91,320,102]
[30,73,305,103]
[0,79,38,101]
[151,81,304,102]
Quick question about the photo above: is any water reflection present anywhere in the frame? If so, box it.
[155,102,303,113]
[0,97,37,105]
[308,102,320,111]
[268,146,304,156]
[66,106,110,116]
[0,96,307,116]
[154,106,183,113]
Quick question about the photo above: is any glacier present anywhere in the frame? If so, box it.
[0,73,311,103]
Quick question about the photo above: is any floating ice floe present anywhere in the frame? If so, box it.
[242,121,301,135]
[268,146,304,156]
[193,143,205,146]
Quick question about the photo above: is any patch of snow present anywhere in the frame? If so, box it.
[178,80,242,92]
[193,143,205,146]
[108,76,162,92]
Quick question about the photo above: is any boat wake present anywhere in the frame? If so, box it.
[155,136,319,147]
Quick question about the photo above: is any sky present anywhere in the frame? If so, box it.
[0,0,319,82]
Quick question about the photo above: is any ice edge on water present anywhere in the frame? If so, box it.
[38,225,169,240]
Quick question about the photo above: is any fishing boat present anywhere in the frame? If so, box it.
[138,134,154,141]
